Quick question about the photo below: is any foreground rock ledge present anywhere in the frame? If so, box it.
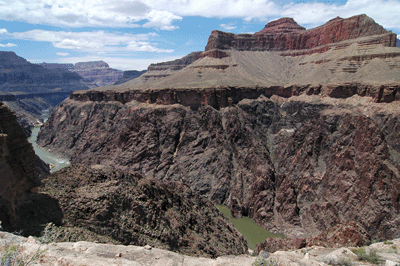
[1,232,400,266]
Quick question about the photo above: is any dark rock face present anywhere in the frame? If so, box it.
[0,102,41,230]
[205,14,396,52]
[37,94,400,241]
[43,164,248,258]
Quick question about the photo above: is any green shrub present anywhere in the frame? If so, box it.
[352,247,384,265]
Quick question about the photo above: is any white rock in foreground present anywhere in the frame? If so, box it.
[1,232,400,266]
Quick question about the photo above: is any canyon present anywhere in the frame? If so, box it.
[36,13,400,251]
[0,102,248,257]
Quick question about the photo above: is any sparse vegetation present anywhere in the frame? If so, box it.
[252,257,282,266]
[323,258,354,266]
[36,223,61,244]
[352,247,384,265]
[0,221,58,266]
[0,239,46,266]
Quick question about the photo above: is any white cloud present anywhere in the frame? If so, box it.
[220,23,237,31]
[0,0,181,30]
[0,43,16,47]
[10,29,173,53]
[280,0,400,31]
[143,10,182,30]
[56,55,184,70]
[0,0,399,33]
[0,29,8,34]
[56,52,69,56]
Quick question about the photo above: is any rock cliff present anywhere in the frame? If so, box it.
[37,14,400,243]
[205,14,396,52]
[0,102,41,231]
[41,164,248,257]
[37,94,400,241]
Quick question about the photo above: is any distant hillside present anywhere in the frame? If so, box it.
[113,70,146,85]
[0,52,90,134]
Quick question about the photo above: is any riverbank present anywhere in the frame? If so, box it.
[28,126,70,172]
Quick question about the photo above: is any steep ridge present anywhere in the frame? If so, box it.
[37,14,400,242]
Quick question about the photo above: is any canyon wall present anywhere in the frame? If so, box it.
[0,102,41,230]
[37,94,400,241]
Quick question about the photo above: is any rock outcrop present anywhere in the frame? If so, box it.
[1,231,400,266]
[0,102,41,231]
[205,14,396,52]
[41,164,248,258]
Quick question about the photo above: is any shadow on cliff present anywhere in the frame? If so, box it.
[0,192,63,237]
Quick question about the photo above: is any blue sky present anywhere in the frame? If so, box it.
[0,0,399,70]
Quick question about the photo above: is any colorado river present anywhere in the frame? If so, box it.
[28,126,70,172]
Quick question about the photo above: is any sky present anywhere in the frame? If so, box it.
[0,0,399,71]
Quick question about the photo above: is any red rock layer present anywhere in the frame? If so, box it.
[205,14,397,51]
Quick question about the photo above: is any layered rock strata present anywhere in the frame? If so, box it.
[205,14,396,52]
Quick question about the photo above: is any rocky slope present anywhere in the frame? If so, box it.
[37,14,400,243]
[40,164,247,257]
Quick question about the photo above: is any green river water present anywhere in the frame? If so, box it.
[216,205,284,250]
[28,126,70,172]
